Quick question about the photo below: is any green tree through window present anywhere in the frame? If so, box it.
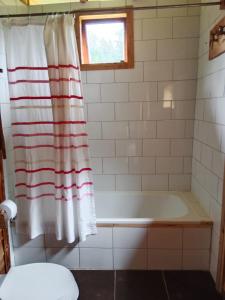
[85,21,125,64]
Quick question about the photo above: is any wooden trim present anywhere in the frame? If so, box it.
[97,221,213,228]
[216,164,225,292]
[75,8,134,71]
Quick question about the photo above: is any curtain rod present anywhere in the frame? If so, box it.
[0,1,221,19]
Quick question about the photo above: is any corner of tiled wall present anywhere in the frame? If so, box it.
[191,5,225,281]
[0,24,15,201]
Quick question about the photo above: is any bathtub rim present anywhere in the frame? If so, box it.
[95,191,213,228]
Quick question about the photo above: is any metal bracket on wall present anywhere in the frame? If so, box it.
[221,0,225,9]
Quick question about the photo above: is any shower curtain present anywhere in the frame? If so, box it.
[4,15,97,242]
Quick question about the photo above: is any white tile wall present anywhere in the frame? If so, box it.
[148,249,182,270]
[182,250,210,270]
[0,2,199,197]
[114,249,147,269]
[80,248,113,269]
[113,227,147,249]
[191,6,225,281]
[0,0,203,271]
[148,228,182,249]
[12,225,211,270]
[46,248,79,269]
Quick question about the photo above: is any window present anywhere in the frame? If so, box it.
[75,9,134,70]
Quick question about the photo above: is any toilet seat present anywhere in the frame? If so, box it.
[0,263,79,300]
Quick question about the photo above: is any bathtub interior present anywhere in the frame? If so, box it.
[95,191,212,224]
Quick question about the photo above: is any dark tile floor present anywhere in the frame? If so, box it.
[72,270,223,300]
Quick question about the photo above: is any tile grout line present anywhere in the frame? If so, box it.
[162,271,171,300]
[114,270,116,300]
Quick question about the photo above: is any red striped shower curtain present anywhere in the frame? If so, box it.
[5,15,96,242]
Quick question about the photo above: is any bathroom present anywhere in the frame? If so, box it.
[0,0,224,299]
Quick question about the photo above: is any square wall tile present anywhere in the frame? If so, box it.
[103,158,129,174]
[134,19,142,40]
[14,247,46,266]
[46,248,79,269]
[116,175,141,191]
[173,60,198,80]
[89,140,115,157]
[148,249,182,270]
[157,38,199,60]
[183,228,211,249]
[91,158,102,174]
[156,157,183,174]
[142,175,169,191]
[113,227,147,249]
[115,103,142,121]
[80,248,113,270]
[86,122,102,139]
[143,102,171,120]
[88,103,114,121]
[183,250,210,270]
[87,70,114,83]
[79,227,113,248]
[134,7,156,19]
[157,120,185,138]
[172,101,195,120]
[129,121,157,139]
[143,18,172,39]
[115,63,143,82]
[143,139,170,157]
[171,139,193,156]
[94,175,115,191]
[158,80,197,101]
[114,249,147,270]
[169,175,191,191]
[148,228,182,249]
[116,140,142,157]
[102,122,129,139]
[101,83,128,102]
[129,157,155,174]
[83,84,100,103]
[135,40,157,61]
[144,61,173,82]
[129,82,157,102]
[173,16,200,38]
[12,229,44,248]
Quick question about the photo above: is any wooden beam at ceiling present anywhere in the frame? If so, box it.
[20,0,87,5]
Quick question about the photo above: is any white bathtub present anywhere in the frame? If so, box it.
[78,191,213,270]
[95,191,212,225]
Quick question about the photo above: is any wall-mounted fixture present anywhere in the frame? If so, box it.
[0,69,3,73]
[221,0,225,9]
[209,16,225,60]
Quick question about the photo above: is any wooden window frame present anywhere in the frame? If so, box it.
[75,9,134,71]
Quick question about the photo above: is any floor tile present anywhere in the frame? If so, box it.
[165,271,222,300]
[72,270,114,300]
[116,270,168,300]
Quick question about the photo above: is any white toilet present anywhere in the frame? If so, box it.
[0,263,79,300]
[0,200,79,300]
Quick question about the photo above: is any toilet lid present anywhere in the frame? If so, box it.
[0,263,79,300]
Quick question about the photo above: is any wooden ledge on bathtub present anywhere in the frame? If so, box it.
[97,221,213,228]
